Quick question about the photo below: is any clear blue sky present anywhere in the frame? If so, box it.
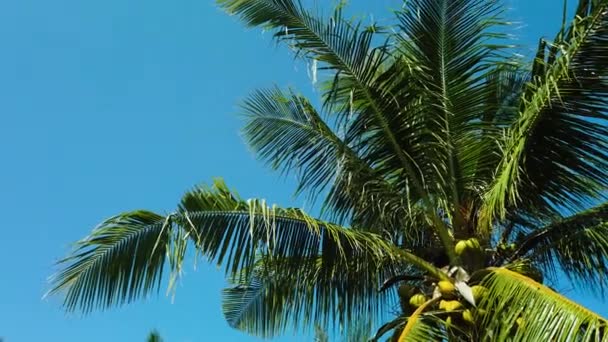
[0,0,605,341]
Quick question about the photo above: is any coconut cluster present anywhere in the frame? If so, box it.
[393,237,542,336]
[455,238,485,271]
[397,281,489,327]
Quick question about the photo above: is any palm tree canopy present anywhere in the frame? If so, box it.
[48,0,608,340]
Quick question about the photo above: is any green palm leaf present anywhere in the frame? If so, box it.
[216,0,460,259]
[176,180,447,336]
[480,0,608,232]
[47,211,171,312]
[240,86,415,232]
[397,298,446,342]
[478,267,607,341]
[217,0,419,193]
[221,254,401,337]
[395,0,511,233]
[509,202,608,294]
[49,179,446,333]
[177,179,398,275]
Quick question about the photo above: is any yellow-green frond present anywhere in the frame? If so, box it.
[479,267,608,341]
[398,298,445,342]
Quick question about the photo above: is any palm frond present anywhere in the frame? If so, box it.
[176,179,446,336]
[47,211,172,313]
[217,0,451,247]
[395,0,511,233]
[177,179,396,274]
[468,64,528,189]
[478,267,608,341]
[222,262,280,336]
[217,0,387,120]
[312,322,373,342]
[371,317,406,342]
[218,0,421,188]
[240,87,418,235]
[480,0,608,232]
[509,202,608,294]
[221,254,397,338]
[397,298,446,342]
[314,325,329,342]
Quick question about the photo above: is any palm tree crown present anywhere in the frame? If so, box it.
[48,0,608,340]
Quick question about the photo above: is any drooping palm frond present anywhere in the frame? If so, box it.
[48,179,446,328]
[47,211,172,313]
[177,179,395,275]
[478,267,608,341]
[221,254,400,338]
[175,179,447,336]
[480,0,608,232]
[508,202,608,294]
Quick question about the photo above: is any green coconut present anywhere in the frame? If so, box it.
[465,238,481,251]
[455,240,468,256]
[471,285,489,303]
[439,300,462,312]
[462,309,475,324]
[437,281,456,298]
[409,294,427,307]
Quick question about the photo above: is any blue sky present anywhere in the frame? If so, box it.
[0,0,605,341]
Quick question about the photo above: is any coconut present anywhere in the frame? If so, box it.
[465,238,481,251]
[455,240,468,256]
[462,309,474,324]
[409,293,427,307]
[439,300,462,312]
[437,281,456,298]
[471,285,489,303]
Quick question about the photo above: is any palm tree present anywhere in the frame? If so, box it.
[48,0,608,340]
